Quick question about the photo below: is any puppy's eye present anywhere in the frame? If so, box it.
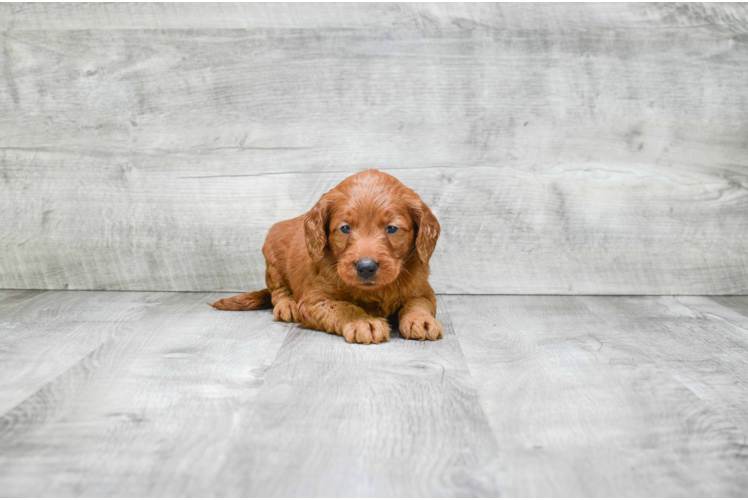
[340,225,351,234]
[386,225,398,234]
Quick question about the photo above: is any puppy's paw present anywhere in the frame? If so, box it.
[342,318,390,345]
[273,299,300,323]
[399,314,443,341]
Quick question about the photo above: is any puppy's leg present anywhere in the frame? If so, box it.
[302,299,390,345]
[398,290,443,341]
[271,287,299,323]
[266,263,300,323]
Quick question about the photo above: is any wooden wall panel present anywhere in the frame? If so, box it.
[2,3,747,32]
[1,3,747,293]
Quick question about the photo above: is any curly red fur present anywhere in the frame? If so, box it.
[209,169,442,344]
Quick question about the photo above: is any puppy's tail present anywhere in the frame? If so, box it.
[208,289,273,311]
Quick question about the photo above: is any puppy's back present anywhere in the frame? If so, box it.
[262,215,308,277]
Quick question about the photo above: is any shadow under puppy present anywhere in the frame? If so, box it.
[209,169,442,344]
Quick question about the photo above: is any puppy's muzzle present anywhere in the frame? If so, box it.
[355,258,378,279]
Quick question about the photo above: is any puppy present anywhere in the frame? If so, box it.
[209,169,442,344]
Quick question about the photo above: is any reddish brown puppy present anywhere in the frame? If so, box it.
[209,169,442,344]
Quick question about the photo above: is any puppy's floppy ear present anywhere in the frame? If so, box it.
[304,191,337,262]
[409,194,440,265]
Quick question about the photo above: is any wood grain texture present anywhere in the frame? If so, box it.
[3,292,748,496]
[712,295,748,318]
[0,292,502,496]
[0,290,167,415]
[1,3,747,293]
[212,308,502,497]
[0,292,290,496]
[442,294,748,497]
[1,3,747,32]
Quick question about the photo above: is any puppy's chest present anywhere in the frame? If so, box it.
[347,290,404,317]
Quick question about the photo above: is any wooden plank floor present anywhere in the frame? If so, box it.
[1,291,747,496]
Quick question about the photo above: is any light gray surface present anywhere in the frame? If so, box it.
[0,290,165,416]
[1,290,748,497]
[441,294,748,497]
[1,3,748,294]
[0,291,289,497]
[2,3,747,31]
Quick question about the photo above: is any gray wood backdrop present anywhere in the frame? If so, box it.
[1,3,747,294]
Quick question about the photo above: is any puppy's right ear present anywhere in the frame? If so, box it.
[304,191,337,262]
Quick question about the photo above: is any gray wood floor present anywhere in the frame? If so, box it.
[1,291,748,496]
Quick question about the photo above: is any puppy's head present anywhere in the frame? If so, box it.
[304,170,439,290]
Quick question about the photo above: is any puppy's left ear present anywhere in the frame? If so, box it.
[304,191,337,262]
[410,195,440,265]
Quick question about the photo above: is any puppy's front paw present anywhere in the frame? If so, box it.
[342,318,390,345]
[399,314,443,341]
[273,299,299,323]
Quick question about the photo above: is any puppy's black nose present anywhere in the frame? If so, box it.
[356,258,379,279]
